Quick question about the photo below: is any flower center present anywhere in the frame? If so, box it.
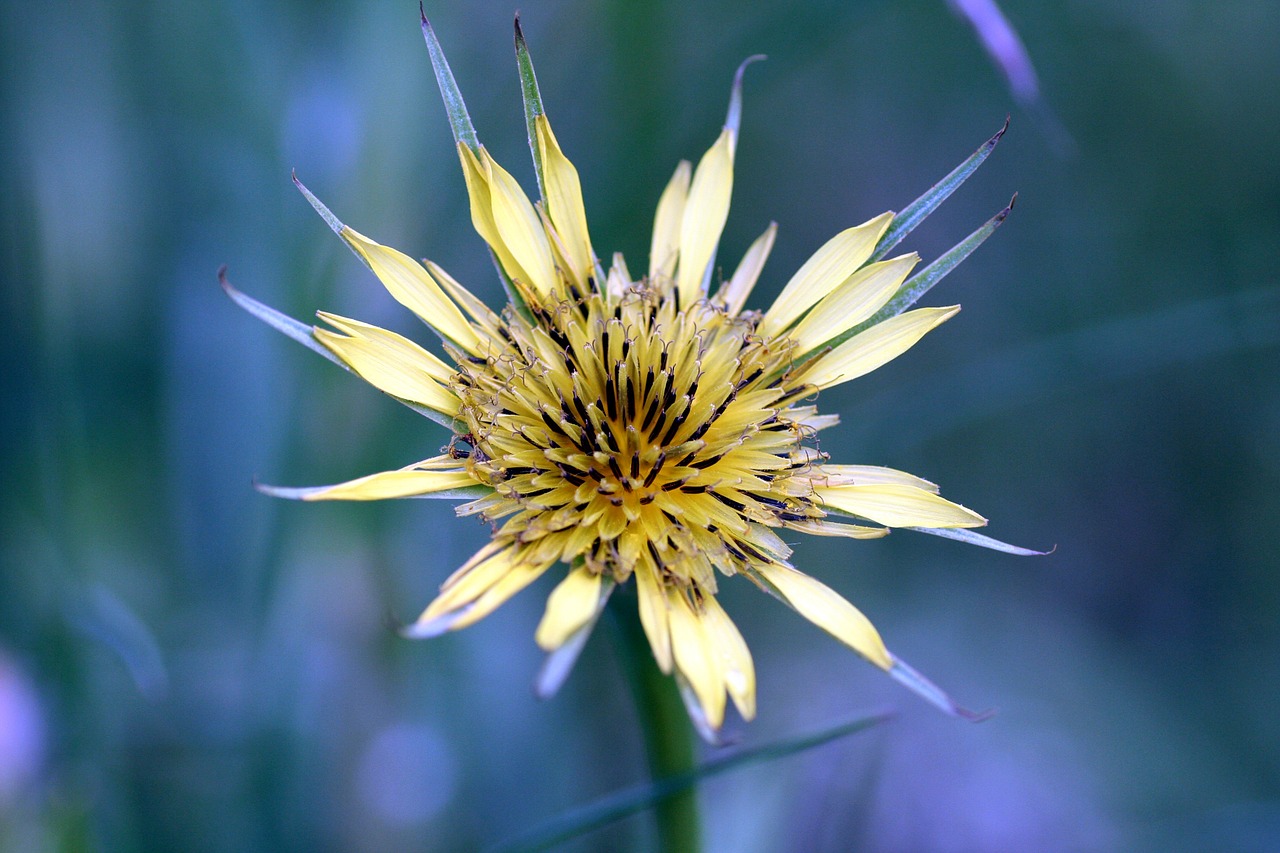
[449,284,820,587]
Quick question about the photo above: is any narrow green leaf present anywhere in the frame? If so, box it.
[513,14,548,203]
[488,710,894,853]
[870,118,1009,263]
[220,268,459,430]
[420,4,480,153]
[909,526,1051,556]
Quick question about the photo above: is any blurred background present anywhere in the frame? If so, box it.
[3,0,1278,850]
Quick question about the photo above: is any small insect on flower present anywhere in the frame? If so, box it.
[224,11,1040,740]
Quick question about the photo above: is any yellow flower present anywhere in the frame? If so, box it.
[228,15,1030,739]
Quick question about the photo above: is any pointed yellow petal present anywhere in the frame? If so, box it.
[635,559,672,674]
[715,222,777,316]
[753,563,892,670]
[535,115,595,285]
[649,160,691,281]
[789,254,919,352]
[700,595,756,720]
[421,260,503,334]
[316,312,455,384]
[292,467,478,501]
[535,564,603,650]
[447,557,555,631]
[676,128,735,304]
[338,227,481,354]
[313,322,461,416]
[815,464,940,493]
[668,590,726,731]
[817,483,987,528]
[803,306,959,389]
[758,212,894,337]
[479,148,557,294]
[459,143,525,285]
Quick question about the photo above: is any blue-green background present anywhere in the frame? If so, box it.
[3,1,1278,850]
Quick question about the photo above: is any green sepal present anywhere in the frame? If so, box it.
[220,268,460,431]
[513,14,548,203]
[420,4,479,154]
[871,118,1009,263]
[724,55,766,140]
[909,525,1051,556]
[488,710,893,852]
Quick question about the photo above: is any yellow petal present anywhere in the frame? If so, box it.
[668,590,726,731]
[535,115,595,285]
[676,128,735,305]
[459,143,525,285]
[447,558,554,631]
[479,148,557,295]
[649,160,691,281]
[316,312,455,384]
[789,254,918,352]
[802,306,959,389]
[338,227,482,354]
[758,212,893,338]
[753,563,892,670]
[421,259,503,335]
[814,464,939,493]
[293,467,478,501]
[313,322,461,416]
[715,222,777,316]
[699,595,756,720]
[817,483,987,528]
[635,559,672,674]
[535,564,603,650]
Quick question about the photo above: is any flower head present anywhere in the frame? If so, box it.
[227,13,1033,738]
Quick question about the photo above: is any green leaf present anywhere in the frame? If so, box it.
[909,526,1051,556]
[871,118,1009,263]
[513,14,547,203]
[420,4,479,153]
[220,268,459,430]
[488,710,893,852]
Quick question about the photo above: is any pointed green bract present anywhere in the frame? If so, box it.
[870,118,1009,263]
[221,268,459,430]
[822,196,1015,351]
[420,5,479,153]
[514,14,548,203]
[490,710,893,852]
[725,55,765,142]
[888,656,993,722]
[909,525,1051,556]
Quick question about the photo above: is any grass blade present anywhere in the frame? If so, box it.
[488,710,894,852]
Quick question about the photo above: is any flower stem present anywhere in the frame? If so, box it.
[608,603,702,853]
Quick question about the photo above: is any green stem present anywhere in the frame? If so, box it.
[608,604,702,853]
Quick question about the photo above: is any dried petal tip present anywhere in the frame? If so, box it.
[888,654,994,722]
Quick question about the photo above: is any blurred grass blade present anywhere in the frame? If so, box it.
[488,710,893,852]
[909,526,1051,555]
[420,4,479,153]
[220,268,457,429]
[870,119,1008,263]
[514,14,548,202]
